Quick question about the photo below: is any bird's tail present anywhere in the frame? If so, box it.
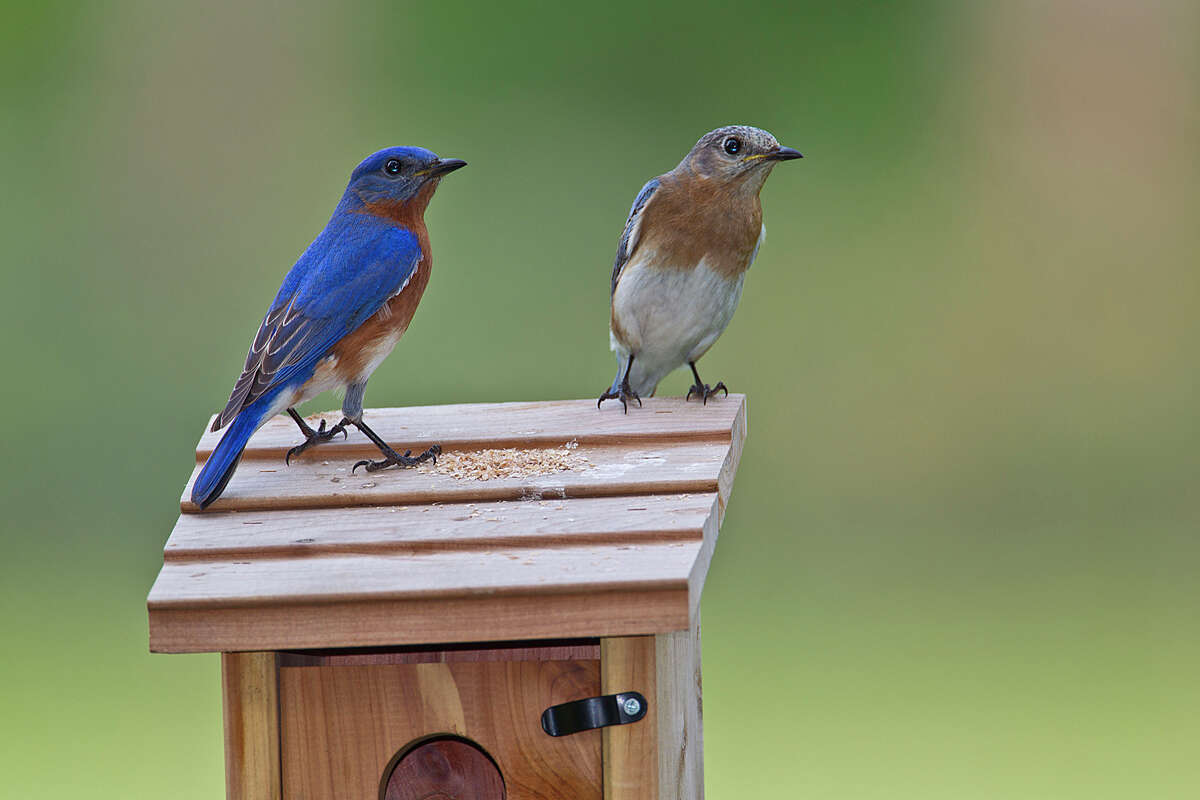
[190,406,265,509]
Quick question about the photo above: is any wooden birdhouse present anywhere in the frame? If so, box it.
[148,397,747,799]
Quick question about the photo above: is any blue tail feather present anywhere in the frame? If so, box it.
[191,405,266,509]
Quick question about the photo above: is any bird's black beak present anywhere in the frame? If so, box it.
[770,146,804,161]
[426,158,467,177]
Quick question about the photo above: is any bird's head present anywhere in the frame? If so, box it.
[344,146,467,215]
[679,125,801,192]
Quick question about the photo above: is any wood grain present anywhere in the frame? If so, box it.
[714,395,748,525]
[180,441,731,513]
[151,586,691,654]
[601,637,658,800]
[152,542,701,605]
[279,660,602,800]
[221,652,281,800]
[383,737,505,800]
[150,396,743,660]
[164,494,718,560]
[148,494,720,653]
[655,615,704,800]
[194,396,745,458]
[278,639,599,667]
[147,398,741,797]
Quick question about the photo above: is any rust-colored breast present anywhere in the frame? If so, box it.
[638,174,763,280]
[330,253,430,385]
[332,186,437,385]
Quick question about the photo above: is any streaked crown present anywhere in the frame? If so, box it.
[679,125,801,184]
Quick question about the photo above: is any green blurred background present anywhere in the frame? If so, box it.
[2,0,1198,796]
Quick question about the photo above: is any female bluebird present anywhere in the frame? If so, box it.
[599,125,801,411]
[191,146,466,509]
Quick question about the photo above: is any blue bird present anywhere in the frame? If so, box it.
[191,146,466,510]
[599,125,801,411]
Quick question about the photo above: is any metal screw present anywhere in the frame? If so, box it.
[622,696,642,716]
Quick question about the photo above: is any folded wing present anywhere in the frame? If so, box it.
[611,177,660,296]
[211,224,422,431]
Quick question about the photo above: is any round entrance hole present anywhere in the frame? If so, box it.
[381,735,505,800]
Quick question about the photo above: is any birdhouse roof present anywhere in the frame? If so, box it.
[147,397,746,653]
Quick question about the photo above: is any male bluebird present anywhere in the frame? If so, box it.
[598,125,801,411]
[190,146,466,510]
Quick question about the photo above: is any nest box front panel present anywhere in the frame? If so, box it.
[279,658,602,799]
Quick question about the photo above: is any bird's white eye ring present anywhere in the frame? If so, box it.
[384,158,402,175]
[723,137,741,156]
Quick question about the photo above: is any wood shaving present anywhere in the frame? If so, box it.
[417,446,592,481]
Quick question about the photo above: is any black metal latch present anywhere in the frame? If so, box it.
[541,691,648,737]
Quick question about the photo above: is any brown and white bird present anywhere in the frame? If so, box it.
[598,125,801,411]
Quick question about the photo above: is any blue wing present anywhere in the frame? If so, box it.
[212,217,422,431]
[611,177,659,296]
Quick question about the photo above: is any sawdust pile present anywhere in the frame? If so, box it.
[417,442,591,481]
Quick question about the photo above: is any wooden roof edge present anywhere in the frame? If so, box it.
[687,498,724,619]
[148,585,694,653]
[146,573,692,613]
[716,396,749,523]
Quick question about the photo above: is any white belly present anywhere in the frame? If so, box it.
[272,352,352,415]
[610,257,745,395]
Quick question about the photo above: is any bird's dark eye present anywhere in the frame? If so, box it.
[384,158,402,175]
[723,137,741,156]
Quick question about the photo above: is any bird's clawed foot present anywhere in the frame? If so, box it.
[686,362,727,405]
[285,414,349,465]
[597,385,642,414]
[599,355,642,413]
[352,443,441,474]
[686,381,728,405]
